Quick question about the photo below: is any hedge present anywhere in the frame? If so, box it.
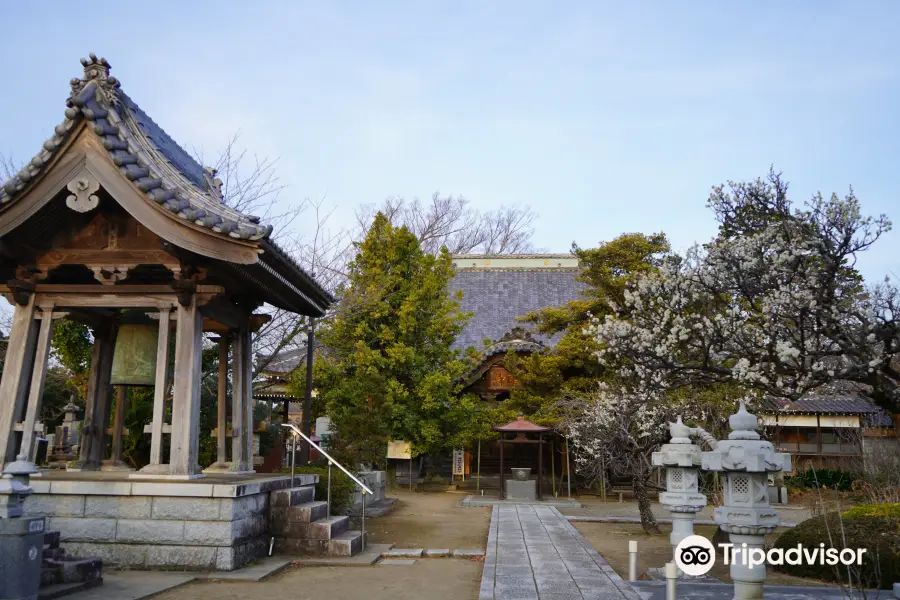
[772,510,900,589]
[842,503,900,520]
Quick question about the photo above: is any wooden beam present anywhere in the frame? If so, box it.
[0,284,224,295]
[200,296,252,330]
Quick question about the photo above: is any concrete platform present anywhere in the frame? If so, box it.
[56,571,194,600]
[194,556,292,581]
[347,497,398,518]
[25,471,319,571]
[29,470,312,497]
[461,495,581,508]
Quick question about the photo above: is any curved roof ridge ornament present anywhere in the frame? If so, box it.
[70,53,120,105]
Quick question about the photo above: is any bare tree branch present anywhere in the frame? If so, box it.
[355,193,537,255]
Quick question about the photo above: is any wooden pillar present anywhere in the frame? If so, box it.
[0,296,38,467]
[70,323,116,471]
[15,306,55,464]
[169,297,203,477]
[300,317,315,465]
[141,307,171,473]
[537,433,543,500]
[499,435,504,500]
[476,439,481,494]
[241,325,254,472]
[103,385,132,470]
[230,327,249,472]
[215,337,229,467]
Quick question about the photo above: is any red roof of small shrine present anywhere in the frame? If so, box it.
[493,415,552,433]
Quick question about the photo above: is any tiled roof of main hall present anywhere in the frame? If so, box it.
[448,255,587,351]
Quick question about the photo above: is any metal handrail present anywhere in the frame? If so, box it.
[281,424,373,495]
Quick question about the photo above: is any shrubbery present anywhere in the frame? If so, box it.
[785,468,856,491]
[842,503,900,520]
[772,508,900,589]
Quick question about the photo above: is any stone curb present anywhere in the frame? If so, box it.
[564,515,797,528]
[380,548,485,559]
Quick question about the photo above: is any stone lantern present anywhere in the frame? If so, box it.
[652,416,707,561]
[702,401,791,600]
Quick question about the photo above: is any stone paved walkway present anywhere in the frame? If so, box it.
[479,504,641,600]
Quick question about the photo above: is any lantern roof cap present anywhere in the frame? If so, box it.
[493,415,552,433]
[728,400,761,440]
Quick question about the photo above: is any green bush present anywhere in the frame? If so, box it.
[785,468,856,491]
[842,503,900,520]
[772,511,900,589]
[282,464,357,515]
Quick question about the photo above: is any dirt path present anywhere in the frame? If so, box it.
[365,490,490,549]
[155,561,482,600]
[573,521,827,587]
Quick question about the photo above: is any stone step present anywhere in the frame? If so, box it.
[273,536,329,555]
[43,530,61,549]
[328,531,364,557]
[38,578,103,600]
[270,485,316,508]
[290,501,328,523]
[309,516,349,540]
[42,558,103,585]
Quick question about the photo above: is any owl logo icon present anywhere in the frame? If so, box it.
[675,535,716,576]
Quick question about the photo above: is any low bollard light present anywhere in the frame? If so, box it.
[665,562,677,600]
[628,540,638,582]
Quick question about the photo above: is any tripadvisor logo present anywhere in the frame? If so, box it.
[674,535,867,576]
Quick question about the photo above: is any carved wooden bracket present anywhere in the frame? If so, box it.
[6,278,35,306]
[170,264,200,307]
[90,265,132,285]
[66,176,100,213]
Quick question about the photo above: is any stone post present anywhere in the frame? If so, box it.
[651,416,707,565]
[702,401,791,600]
[0,459,45,600]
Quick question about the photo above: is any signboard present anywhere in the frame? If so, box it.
[452,448,465,476]
[487,365,517,390]
[387,440,412,460]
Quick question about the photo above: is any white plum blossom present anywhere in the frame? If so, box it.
[562,385,693,532]
[588,171,899,409]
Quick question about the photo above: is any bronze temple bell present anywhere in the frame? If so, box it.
[110,323,159,386]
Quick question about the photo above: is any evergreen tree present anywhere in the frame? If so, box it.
[316,213,476,466]
[505,233,672,420]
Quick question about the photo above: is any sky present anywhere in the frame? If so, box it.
[0,1,897,282]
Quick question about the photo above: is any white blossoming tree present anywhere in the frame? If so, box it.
[562,385,708,533]
[588,170,898,408]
